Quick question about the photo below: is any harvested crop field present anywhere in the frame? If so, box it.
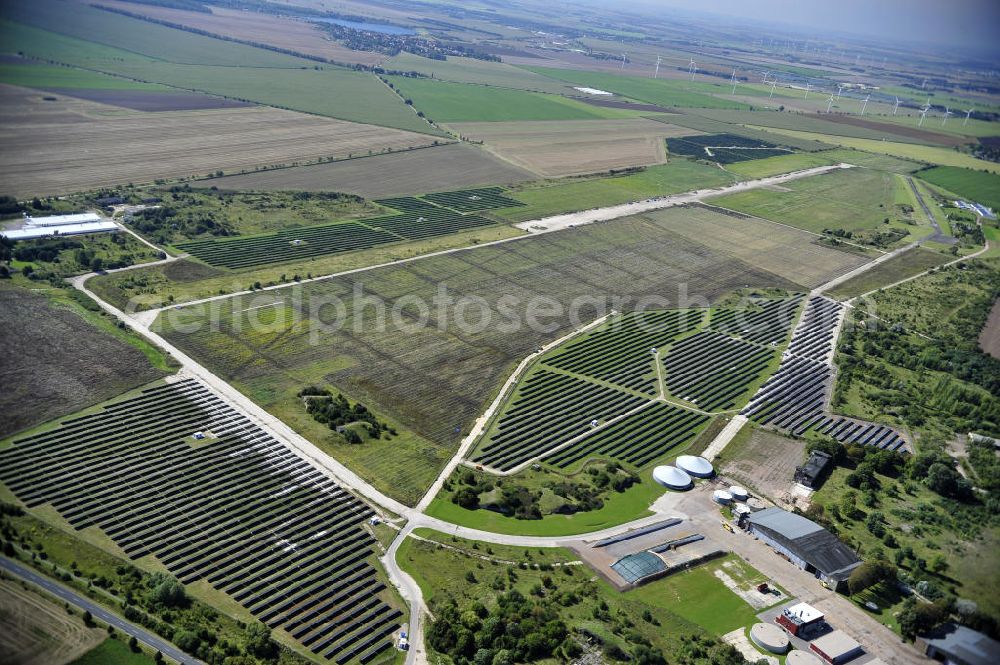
[639,205,870,288]
[448,118,699,176]
[210,143,535,198]
[0,84,437,197]
[158,213,817,497]
[41,87,253,111]
[0,579,105,665]
[0,284,169,439]
[821,113,966,146]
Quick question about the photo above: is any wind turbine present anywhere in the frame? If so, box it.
[836,83,846,99]
[942,106,953,126]
[769,78,778,98]
[918,104,930,127]
[826,94,835,113]
[921,77,927,89]
[620,52,627,71]
[654,55,661,79]
[859,93,870,116]
[892,97,900,115]
[730,68,738,95]
[803,82,811,99]
[688,58,697,81]
[963,108,974,126]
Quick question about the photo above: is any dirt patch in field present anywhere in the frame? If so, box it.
[0,579,105,665]
[211,143,535,197]
[93,0,385,66]
[449,118,700,177]
[822,114,967,146]
[718,428,806,503]
[41,88,254,112]
[0,84,436,197]
[979,298,1000,359]
[0,284,169,439]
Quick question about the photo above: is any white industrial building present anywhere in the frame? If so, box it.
[1,212,117,241]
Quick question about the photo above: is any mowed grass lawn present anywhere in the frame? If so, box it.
[70,639,155,665]
[424,474,662,536]
[708,167,897,234]
[723,151,837,179]
[826,247,949,300]
[499,159,736,222]
[917,166,1000,212]
[387,76,617,122]
[524,66,749,110]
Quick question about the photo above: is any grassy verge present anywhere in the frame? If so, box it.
[425,474,662,537]
[723,151,836,179]
[826,247,949,300]
[70,638,156,665]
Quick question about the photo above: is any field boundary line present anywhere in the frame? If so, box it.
[413,311,614,510]
[145,163,856,316]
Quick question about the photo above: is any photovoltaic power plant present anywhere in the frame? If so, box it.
[0,379,402,664]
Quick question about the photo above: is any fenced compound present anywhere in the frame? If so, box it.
[176,186,524,269]
[544,401,710,469]
[662,331,778,411]
[666,133,792,164]
[420,187,524,212]
[473,370,650,472]
[709,294,804,345]
[741,296,909,451]
[542,310,703,394]
[0,379,401,663]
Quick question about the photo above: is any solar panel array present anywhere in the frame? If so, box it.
[741,296,908,451]
[0,379,401,663]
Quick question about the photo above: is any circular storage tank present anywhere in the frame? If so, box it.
[652,465,692,490]
[786,651,822,665]
[713,489,733,504]
[750,623,789,654]
[730,486,749,502]
[676,455,714,478]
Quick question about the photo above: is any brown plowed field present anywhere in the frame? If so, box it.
[41,88,253,111]
[0,579,105,665]
[0,84,437,196]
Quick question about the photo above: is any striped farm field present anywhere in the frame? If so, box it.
[471,298,801,473]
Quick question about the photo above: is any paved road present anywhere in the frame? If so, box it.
[907,176,956,245]
[1,557,201,665]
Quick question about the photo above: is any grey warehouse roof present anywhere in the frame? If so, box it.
[920,624,1000,665]
[749,507,861,580]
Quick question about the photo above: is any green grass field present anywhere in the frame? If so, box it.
[917,166,1000,212]
[69,638,155,665]
[749,127,1000,174]
[826,247,949,300]
[0,62,167,90]
[498,159,736,222]
[1,6,436,133]
[397,532,766,659]
[523,66,750,110]
[723,151,837,178]
[387,76,617,122]
[424,474,661,536]
[815,148,925,173]
[709,167,918,241]
[385,52,571,94]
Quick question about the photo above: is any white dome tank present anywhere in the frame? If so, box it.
[730,486,749,501]
[713,489,733,504]
[676,454,714,478]
[652,465,692,490]
[750,623,789,654]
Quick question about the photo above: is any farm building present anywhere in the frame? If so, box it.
[809,630,864,664]
[2,211,117,241]
[23,212,102,226]
[743,507,861,590]
[915,623,1000,665]
[794,450,833,489]
[776,602,825,637]
[652,465,692,490]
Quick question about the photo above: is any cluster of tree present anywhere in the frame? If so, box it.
[128,205,235,243]
[299,386,394,443]
[847,558,897,595]
[427,590,568,664]
[897,595,1000,641]
[12,238,83,263]
[0,194,24,215]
